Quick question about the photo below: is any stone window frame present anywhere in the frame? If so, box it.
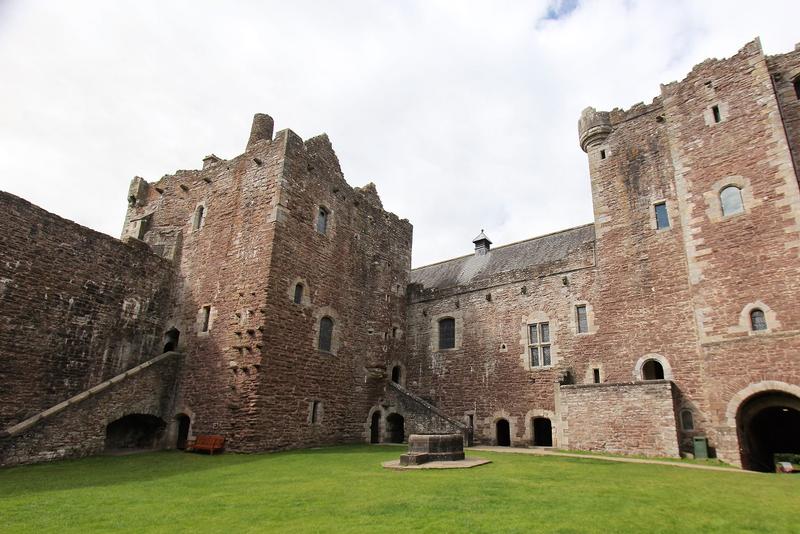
[308,400,323,425]
[527,321,552,369]
[651,200,671,231]
[484,411,517,446]
[732,301,780,336]
[703,101,729,126]
[191,202,207,232]
[633,353,673,382]
[519,311,557,370]
[287,277,311,306]
[704,176,757,223]
[572,301,596,335]
[197,304,214,336]
[584,362,605,384]
[429,310,463,353]
[312,306,341,355]
[315,205,332,235]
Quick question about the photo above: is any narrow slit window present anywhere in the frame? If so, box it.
[576,305,588,334]
[310,401,321,424]
[316,207,329,234]
[193,205,205,230]
[593,368,601,384]
[293,283,304,304]
[750,309,767,331]
[438,318,455,350]
[794,76,800,100]
[201,305,211,332]
[711,105,721,123]
[600,149,606,160]
[319,317,334,352]
[654,202,669,229]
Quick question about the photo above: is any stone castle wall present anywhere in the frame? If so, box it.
[0,192,173,432]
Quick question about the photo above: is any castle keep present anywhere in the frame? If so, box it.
[2,39,800,471]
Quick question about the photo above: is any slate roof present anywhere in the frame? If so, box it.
[410,223,595,290]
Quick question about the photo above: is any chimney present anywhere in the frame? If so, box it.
[246,113,274,150]
[472,230,492,256]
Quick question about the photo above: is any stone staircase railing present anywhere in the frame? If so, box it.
[0,351,181,439]
[388,381,467,430]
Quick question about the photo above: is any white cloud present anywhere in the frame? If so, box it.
[0,0,798,266]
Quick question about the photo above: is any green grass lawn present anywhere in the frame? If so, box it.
[1,445,798,533]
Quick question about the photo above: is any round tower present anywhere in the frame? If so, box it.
[578,107,612,153]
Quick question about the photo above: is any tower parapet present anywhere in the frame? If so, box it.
[578,107,612,152]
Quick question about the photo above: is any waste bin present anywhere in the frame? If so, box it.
[693,436,708,459]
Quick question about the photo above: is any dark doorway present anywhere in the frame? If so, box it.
[496,419,511,446]
[386,413,405,443]
[163,328,180,353]
[533,417,553,446]
[105,414,166,451]
[642,359,665,380]
[175,414,191,449]
[370,411,381,444]
[738,391,800,472]
[391,365,401,384]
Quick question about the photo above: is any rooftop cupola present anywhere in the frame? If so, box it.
[472,230,492,256]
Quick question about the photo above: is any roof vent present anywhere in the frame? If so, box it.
[472,230,492,256]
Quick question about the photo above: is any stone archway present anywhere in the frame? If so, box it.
[105,413,166,452]
[736,391,800,471]
[496,419,511,446]
[175,414,191,449]
[532,417,553,446]
[370,411,382,444]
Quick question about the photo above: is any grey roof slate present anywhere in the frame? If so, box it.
[410,223,595,290]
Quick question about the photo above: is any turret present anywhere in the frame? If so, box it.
[246,113,274,150]
[578,107,612,152]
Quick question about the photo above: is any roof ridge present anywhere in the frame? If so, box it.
[411,222,594,272]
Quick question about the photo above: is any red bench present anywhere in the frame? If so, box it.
[186,434,225,455]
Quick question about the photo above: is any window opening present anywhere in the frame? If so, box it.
[600,149,606,159]
[795,76,800,100]
[750,309,767,331]
[528,322,551,367]
[391,365,401,384]
[310,401,321,424]
[319,317,334,352]
[438,318,455,350]
[593,368,601,384]
[642,359,665,380]
[576,305,588,333]
[201,306,211,332]
[316,207,329,234]
[712,105,721,123]
[720,185,744,216]
[654,202,669,229]
[293,283,304,304]
[681,410,694,431]
[193,205,205,230]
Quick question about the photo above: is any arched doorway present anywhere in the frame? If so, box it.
[737,391,800,472]
[386,413,405,443]
[532,417,553,446]
[496,419,511,446]
[105,414,166,452]
[391,365,402,384]
[163,328,180,353]
[642,359,665,380]
[175,414,191,449]
[370,411,381,444]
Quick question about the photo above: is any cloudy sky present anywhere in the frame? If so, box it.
[1,1,799,267]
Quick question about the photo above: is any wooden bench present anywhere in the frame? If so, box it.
[185,434,225,455]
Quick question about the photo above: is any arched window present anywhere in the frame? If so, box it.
[438,317,455,350]
[720,186,744,216]
[316,207,329,234]
[319,317,334,352]
[750,309,767,331]
[642,359,665,380]
[680,410,694,431]
[391,365,402,384]
[193,205,205,230]
[293,283,304,304]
